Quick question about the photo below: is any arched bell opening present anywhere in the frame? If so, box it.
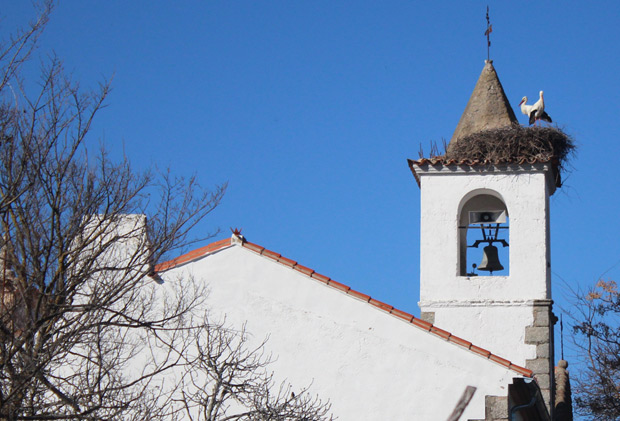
[458,191,509,277]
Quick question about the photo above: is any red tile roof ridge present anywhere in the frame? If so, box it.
[406,157,560,188]
[154,238,233,272]
[155,236,533,378]
[408,157,555,167]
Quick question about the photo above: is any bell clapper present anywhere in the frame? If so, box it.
[466,263,478,277]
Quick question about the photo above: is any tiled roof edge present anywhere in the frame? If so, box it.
[242,239,533,377]
[154,238,232,272]
[407,159,422,187]
[409,156,557,167]
[407,157,561,189]
[155,235,534,378]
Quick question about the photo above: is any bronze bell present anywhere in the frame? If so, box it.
[477,244,504,273]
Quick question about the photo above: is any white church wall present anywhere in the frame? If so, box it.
[419,169,550,302]
[430,305,536,366]
[160,244,529,420]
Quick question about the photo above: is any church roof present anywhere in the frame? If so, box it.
[447,60,517,154]
[154,234,534,378]
[406,156,561,188]
[410,61,572,187]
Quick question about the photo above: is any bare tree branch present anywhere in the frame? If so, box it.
[570,279,620,420]
[0,4,333,420]
[0,5,224,419]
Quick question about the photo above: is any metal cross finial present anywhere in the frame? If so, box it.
[484,6,493,61]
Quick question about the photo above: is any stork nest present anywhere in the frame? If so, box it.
[444,124,575,172]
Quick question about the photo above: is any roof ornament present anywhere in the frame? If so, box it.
[230,227,246,244]
[484,6,493,62]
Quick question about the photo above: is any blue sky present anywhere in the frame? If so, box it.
[3,1,620,378]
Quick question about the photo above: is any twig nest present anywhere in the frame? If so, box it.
[444,124,575,173]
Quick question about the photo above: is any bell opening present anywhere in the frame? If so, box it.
[464,223,509,276]
[458,192,510,277]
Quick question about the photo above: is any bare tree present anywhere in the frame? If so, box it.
[171,319,333,420]
[571,279,620,420]
[0,3,221,419]
[0,3,334,420]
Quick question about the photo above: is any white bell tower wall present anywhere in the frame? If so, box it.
[416,163,556,407]
[419,164,553,304]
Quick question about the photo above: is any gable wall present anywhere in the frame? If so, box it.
[161,246,527,420]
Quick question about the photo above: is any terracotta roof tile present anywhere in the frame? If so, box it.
[391,308,414,323]
[489,354,512,369]
[369,298,394,312]
[262,249,281,260]
[154,238,232,272]
[511,364,535,378]
[448,335,472,349]
[243,242,265,254]
[409,157,556,168]
[277,256,297,267]
[155,235,534,378]
[407,157,560,188]
[294,264,314,276]
[311,272,330,284]
[470,345,492,358]
[431,326,452,340]
[411,317,433,331]
[327,279,351,293]
[347,289,371,303]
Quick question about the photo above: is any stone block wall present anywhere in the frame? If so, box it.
[525,300,556,415]
[485,395,508,421]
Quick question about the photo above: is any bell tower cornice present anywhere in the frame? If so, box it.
[408,160,560,196]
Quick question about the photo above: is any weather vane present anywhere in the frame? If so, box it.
[484,6,493,61]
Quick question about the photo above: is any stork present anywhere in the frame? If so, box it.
[519,91,552,126]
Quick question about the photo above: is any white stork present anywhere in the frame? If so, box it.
[519,91,552,126]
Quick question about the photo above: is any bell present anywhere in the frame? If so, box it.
[477,244,504,273]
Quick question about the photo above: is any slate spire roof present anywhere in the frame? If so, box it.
[447,60,517,154]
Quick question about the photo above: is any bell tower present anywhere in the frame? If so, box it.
[408,60,566,412]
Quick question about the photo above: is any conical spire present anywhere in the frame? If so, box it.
[447,60,517,154]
